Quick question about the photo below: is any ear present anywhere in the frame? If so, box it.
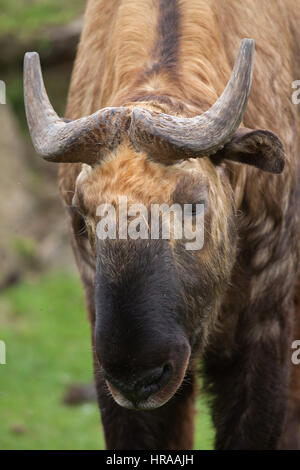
[214,128,286,173]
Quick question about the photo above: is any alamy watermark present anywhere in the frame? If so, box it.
[292,340,300,365]
[0,340,6,365]
[95,196,205,250]
[292,80,300,104]
[0,80,6,105]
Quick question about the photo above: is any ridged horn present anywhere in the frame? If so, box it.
[24,52,130,164]
[130,38,255,163]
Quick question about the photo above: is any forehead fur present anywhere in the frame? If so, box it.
[75,144,176,213]
[73,143,235,259]
[75,143,229,214]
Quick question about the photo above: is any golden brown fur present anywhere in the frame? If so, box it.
[58,0,300,449]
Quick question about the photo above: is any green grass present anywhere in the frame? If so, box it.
[0,272,214,450]
[0,0,85,38]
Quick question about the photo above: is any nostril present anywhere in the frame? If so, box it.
[105,363,173,405]
[134,363,173,402]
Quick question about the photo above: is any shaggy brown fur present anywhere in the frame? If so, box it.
[57,0,300,449]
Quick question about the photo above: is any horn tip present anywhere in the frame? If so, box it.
[24,51,40,66]
[241,38,255,50]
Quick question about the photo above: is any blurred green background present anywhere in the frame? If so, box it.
[0,0,215,450]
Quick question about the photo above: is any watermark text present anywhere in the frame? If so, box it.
[96,196,205,251]
[0,80,6,105]
[0,340,6,365]
[292,340,300,365]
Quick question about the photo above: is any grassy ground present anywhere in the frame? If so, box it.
[0,272,215,450]
[0,0,85,38]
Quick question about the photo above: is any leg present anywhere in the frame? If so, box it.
[93,352,196,450]
[280,396,300,450]
[203,312,291,450]
[280,282,300,449]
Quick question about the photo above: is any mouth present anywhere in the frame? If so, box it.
[107,390,171,410]
[106,364,172,409]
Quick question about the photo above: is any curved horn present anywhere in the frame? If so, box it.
[130,38,255,163]
[24,52,130,164]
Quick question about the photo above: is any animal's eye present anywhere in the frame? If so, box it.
[69,204,86,218]
[69,205,88,237]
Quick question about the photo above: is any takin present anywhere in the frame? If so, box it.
[24,0,300,450]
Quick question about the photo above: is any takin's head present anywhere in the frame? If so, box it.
[24,39,285,410]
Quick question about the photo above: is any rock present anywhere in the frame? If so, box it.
[63,383,97,406]
[10,423,26,434]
